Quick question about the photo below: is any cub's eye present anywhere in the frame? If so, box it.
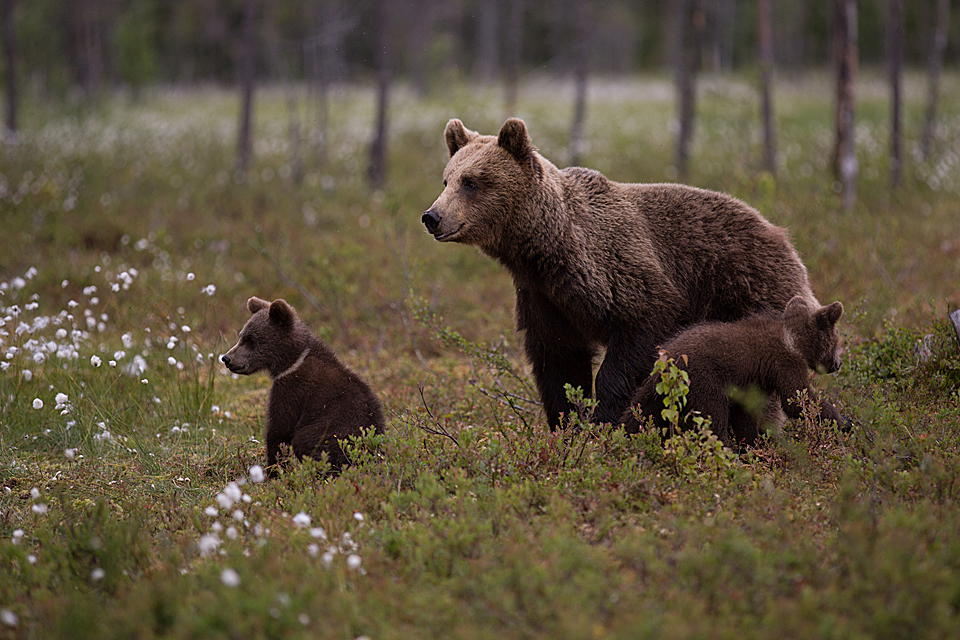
[461,177,478,191]
[443,179,447,187]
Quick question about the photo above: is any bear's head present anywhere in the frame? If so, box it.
[221,297,299,377]
[422,118,543,253]
[783,296,844,374]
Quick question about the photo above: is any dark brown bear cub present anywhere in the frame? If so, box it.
[221,297,385,473]
[424,118,821,428]
[620,296,845,450]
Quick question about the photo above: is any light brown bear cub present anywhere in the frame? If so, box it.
[620,296,845,450]
[424,118,820,428]
[221,297,385,473]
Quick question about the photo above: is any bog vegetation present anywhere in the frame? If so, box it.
[2,74,960,639]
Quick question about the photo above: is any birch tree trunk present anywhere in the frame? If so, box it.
[921,0,950,160]
[1,0,17,134]
[888,0,903,189]
[367,0,390,188]
[758,0,776,174]
[504,0,526,117]
[833,0,858,212]
[675,0,703,180]
[569,0,592,167]
[237,0,257,172]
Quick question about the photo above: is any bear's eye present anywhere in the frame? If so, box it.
[443,179,447,188]
[461,177,478,191]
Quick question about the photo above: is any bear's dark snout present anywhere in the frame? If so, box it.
[422,210,441,234]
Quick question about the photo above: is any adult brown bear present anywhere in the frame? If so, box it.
[423,118,819,428]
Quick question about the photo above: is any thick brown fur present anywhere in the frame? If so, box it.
[423,117,820,427]
[221,297,385,473]
[620,296,845,449]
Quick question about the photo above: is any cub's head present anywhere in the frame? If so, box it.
[422,118,543,252]
[221,297,298,376]
[783,296,844,374]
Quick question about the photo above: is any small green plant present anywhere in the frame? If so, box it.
[651,351,690,438]
[648,352,739,479]
[562,383,598,431]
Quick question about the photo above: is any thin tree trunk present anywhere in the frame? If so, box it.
[503,0,525,116]
[409,0,436,96]
[237,0,257,172]
[921,0,950,160]
[888,0,903,188]
[758,0,776,174]
[675,0,703,180]
[474,0,499,81]
[367,0,390,188]
[832,0,858,212]
[569,1,592,167]
[1,0,17,134]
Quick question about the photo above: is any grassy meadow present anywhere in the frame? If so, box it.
[2,71,960,638]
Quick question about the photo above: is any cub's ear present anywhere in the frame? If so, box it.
[497,118,532,162]
[268,299,296,331]
[783,295,811,319]
[815,301,844,329]
[247,297,270,314]
[445,119,478,157]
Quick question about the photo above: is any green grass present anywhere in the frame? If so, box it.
[2,71,960,638]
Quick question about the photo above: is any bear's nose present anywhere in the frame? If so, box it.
[220,355,230,365]
[422,209,441,233]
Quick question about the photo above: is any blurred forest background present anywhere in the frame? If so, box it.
[1,0,958,189]
[1,0,958,93]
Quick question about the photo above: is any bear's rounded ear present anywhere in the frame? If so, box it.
[815,301,844,329]
[268,299,296,331]
[445,119,477,157]
[247,297,270,315]
[497,118,532,162]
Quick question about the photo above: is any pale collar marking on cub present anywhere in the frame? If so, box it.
[781,326,801,359]
[272,347,310,381]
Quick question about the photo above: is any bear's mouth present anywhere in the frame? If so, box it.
[433,225,464,242]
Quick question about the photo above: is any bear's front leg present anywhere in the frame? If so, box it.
[525,333,594,430]
[516,286,595,429]
[594,331,658,425]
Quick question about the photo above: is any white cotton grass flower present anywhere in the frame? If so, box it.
[1,608,18,628]
[11,529,24,545]
[321,550,336,569]
[292,512,311,528]
[90,568,105,581]
[310,527,327,540]
[32,398,43,410]
[198,533,220,556]
[202,284,216,296]
[90,355,101,367]
[248,465,265,483]
[204,506,218,517]
[64,448,77,460]
[55,392,68,405]
[353,512,364,523]
[32,503,48,515]
[346,554,362,571]
[30,487,40,500]
[220,568,241,587]
[21,369,32,381]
